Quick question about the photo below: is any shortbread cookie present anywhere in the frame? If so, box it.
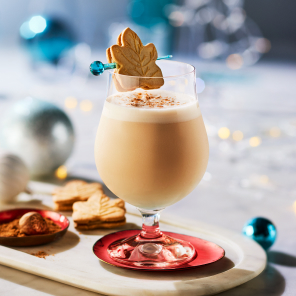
[53,202,73,211]
[52,180,103,211]
[74,219,126,230]
[52,180,87,194]
[106,27,164,91]
[73,191,126,229]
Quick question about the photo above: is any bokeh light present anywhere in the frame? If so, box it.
[65,97,78,109]
[20,22,36,39]
[255,38,271,53]
[232,130,244,141]
[218,127,230,139]
[259,175,269,184]
[269,127,281,137]
[227,7,246,33]
[55,165,67,179]
[198,41,226,59]
[293,201,296,213]
[29,16,47,34]
[249,137,262,147]
[242,49,260,66]
[226,54,244,70]
[169,11,184,27]
[195,8,214,25]
[196,78,205,93]
[244,225,254,236]
[80,100,93,112]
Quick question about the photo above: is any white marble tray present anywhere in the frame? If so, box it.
[0,182,266,296]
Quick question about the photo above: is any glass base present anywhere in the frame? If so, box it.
[107,232,196,268]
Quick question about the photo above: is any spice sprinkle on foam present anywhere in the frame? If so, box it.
[110,91,187,109]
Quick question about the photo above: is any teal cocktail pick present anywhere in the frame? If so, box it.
[90,55,173,76]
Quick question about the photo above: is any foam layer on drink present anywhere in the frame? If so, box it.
[102,90,201,123]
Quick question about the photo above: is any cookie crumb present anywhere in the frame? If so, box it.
[31,251,49,259]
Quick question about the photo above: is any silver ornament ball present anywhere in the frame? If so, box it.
[0,152,30,203]
[0,97,75,177]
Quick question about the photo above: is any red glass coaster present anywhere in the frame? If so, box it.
[93,230,225,271]
[0,208,69,247]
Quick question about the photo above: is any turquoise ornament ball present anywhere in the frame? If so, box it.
[242,217,277,250]
[90,61,105,76]
[20,16,75,64]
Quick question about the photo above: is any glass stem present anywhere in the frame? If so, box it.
[138,208,163,239]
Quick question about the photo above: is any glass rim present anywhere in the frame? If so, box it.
[108,60,195,79]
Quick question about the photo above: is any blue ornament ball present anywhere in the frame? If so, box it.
[20,15,75,64]
[0,97,75,177]
[242,217,277,250]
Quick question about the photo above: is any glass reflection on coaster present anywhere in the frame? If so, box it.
[93,230,225,271]
[107,229,196,268]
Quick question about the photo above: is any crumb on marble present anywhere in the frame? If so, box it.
[30,251,49,259]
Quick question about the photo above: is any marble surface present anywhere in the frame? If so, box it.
[0,49,296,295]
[0,183,266,296]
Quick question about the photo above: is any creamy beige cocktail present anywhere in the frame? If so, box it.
[95,90,209,210]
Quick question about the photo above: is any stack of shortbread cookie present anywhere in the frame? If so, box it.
[53,180,103,211]
[52,180,126,230]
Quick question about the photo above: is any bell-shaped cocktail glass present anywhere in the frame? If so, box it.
[95,60,209,268]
